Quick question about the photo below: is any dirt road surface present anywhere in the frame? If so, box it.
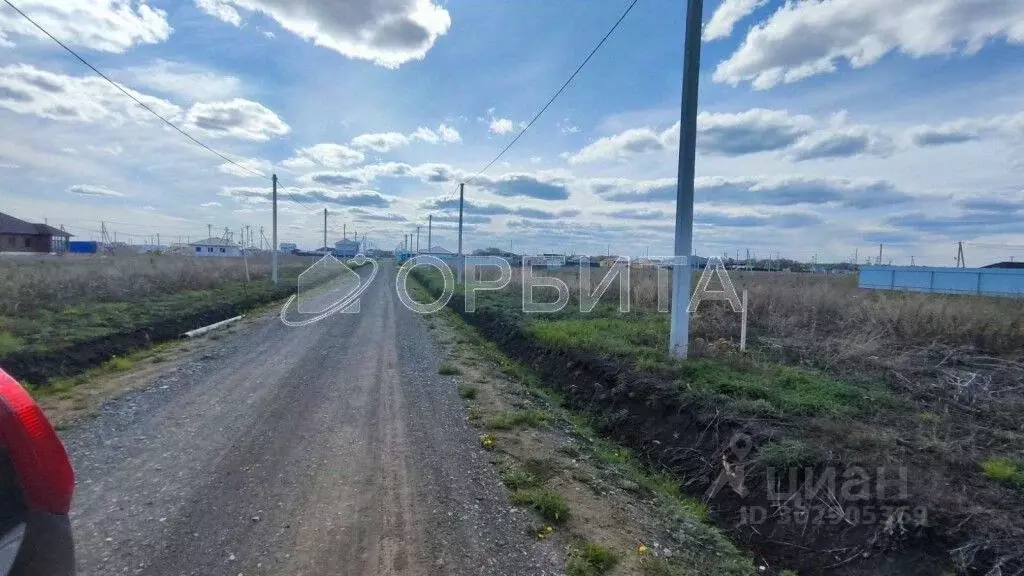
[63,261,560,575]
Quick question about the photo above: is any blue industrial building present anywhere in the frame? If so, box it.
[859,266,1024,297]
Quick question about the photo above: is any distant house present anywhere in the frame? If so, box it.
[334,238,360,258]
[0,211,71,253]
[188,237,242,257]
[984,261,1024,269]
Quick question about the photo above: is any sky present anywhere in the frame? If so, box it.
[0,0,1023,265]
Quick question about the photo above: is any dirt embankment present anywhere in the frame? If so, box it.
[419,278,1021,576]
[1,281,297,385]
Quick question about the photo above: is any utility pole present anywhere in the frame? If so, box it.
[259,226,264,251]
[208,224,212,240]
[956,241,966,268]
[416,226,421,253]
[157,233,160,250]
[854,247,858,266]
[343,223,346,240]
[669,0,704,358]
[911,255,915,267]
[457,182,465,256]
[323,208,328,250]
[272,174,278,284]
[427,215,433,254]
[877,243,884,266]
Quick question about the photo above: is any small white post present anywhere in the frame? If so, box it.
[740,289,748,351]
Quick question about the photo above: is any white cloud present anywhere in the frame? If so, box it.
[350,131,410,152]
[195,0,242,26]
[184,98,290,141]
[221,185,394,208]
[263,30,275,39]
[704,0,765,41]
[0,0,172,53]
[568,108,895,164]
[412,126,439,144]
[489,117,516,135]
[193,0,452,68]
[352,123,462,151]
[907,112,1024,147]
[200,201,222,208]
[438,123,461,143]
[714,0,1024,89]
[284,143,365,169]
[68,184,124,198]
[217,157,271,178]
[88,144,123,156]
[0,63,182,125]
[117,60,242,101]
[568,125,675,164]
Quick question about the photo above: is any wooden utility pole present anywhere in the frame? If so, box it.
[427,215,432,253]
[323,208,328,250]
[877,243,884,265]
[272,174,278,283]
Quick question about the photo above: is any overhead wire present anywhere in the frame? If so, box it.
[3,0,338,236]
[465,0,640,184]
[436,0,640,213]
[2,0,269,180]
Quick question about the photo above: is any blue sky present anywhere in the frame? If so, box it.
[1,0,1023,265]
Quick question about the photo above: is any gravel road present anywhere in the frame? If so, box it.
[63,260,560,575]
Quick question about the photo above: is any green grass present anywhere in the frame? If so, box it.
[528,318,891,418]
[458,384,478,399]
[0,331,23,355]
[510,488,570,523]
[566,542,619,576]
[3,274,304,386]
[485,410,548,430]
[759,439,816,469]
[104,356,134,372]
[595,441,631,464]
[981,457,1024,486]
[500,468,540,491]
[438,363,460,375]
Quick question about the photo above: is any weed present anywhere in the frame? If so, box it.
[458,385,478,399]
[150,355,167,364]
[485,410,547,430]
[981,457,1024,486]
[480,434,496,450]
[511,488,569,523]
[594,440,630,464]
[759,439,816,468]
[501,469,539,491]
[0,332,23,355]
[104,356,134,372]
[438,363,460,375]
[566,542,619,576]
[523,457,559,483]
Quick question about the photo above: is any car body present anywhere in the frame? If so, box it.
[0,369,75,576]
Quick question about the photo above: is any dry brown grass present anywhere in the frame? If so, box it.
[499,266,1024,357]
[0,253,311,315]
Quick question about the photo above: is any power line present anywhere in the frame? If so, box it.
[465,0,640,183]
[1,0,267,180]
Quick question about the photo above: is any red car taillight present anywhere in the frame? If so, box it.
[0,368,74,515]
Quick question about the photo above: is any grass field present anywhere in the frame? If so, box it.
[415,264,1024,575]
[0,253,313,385]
